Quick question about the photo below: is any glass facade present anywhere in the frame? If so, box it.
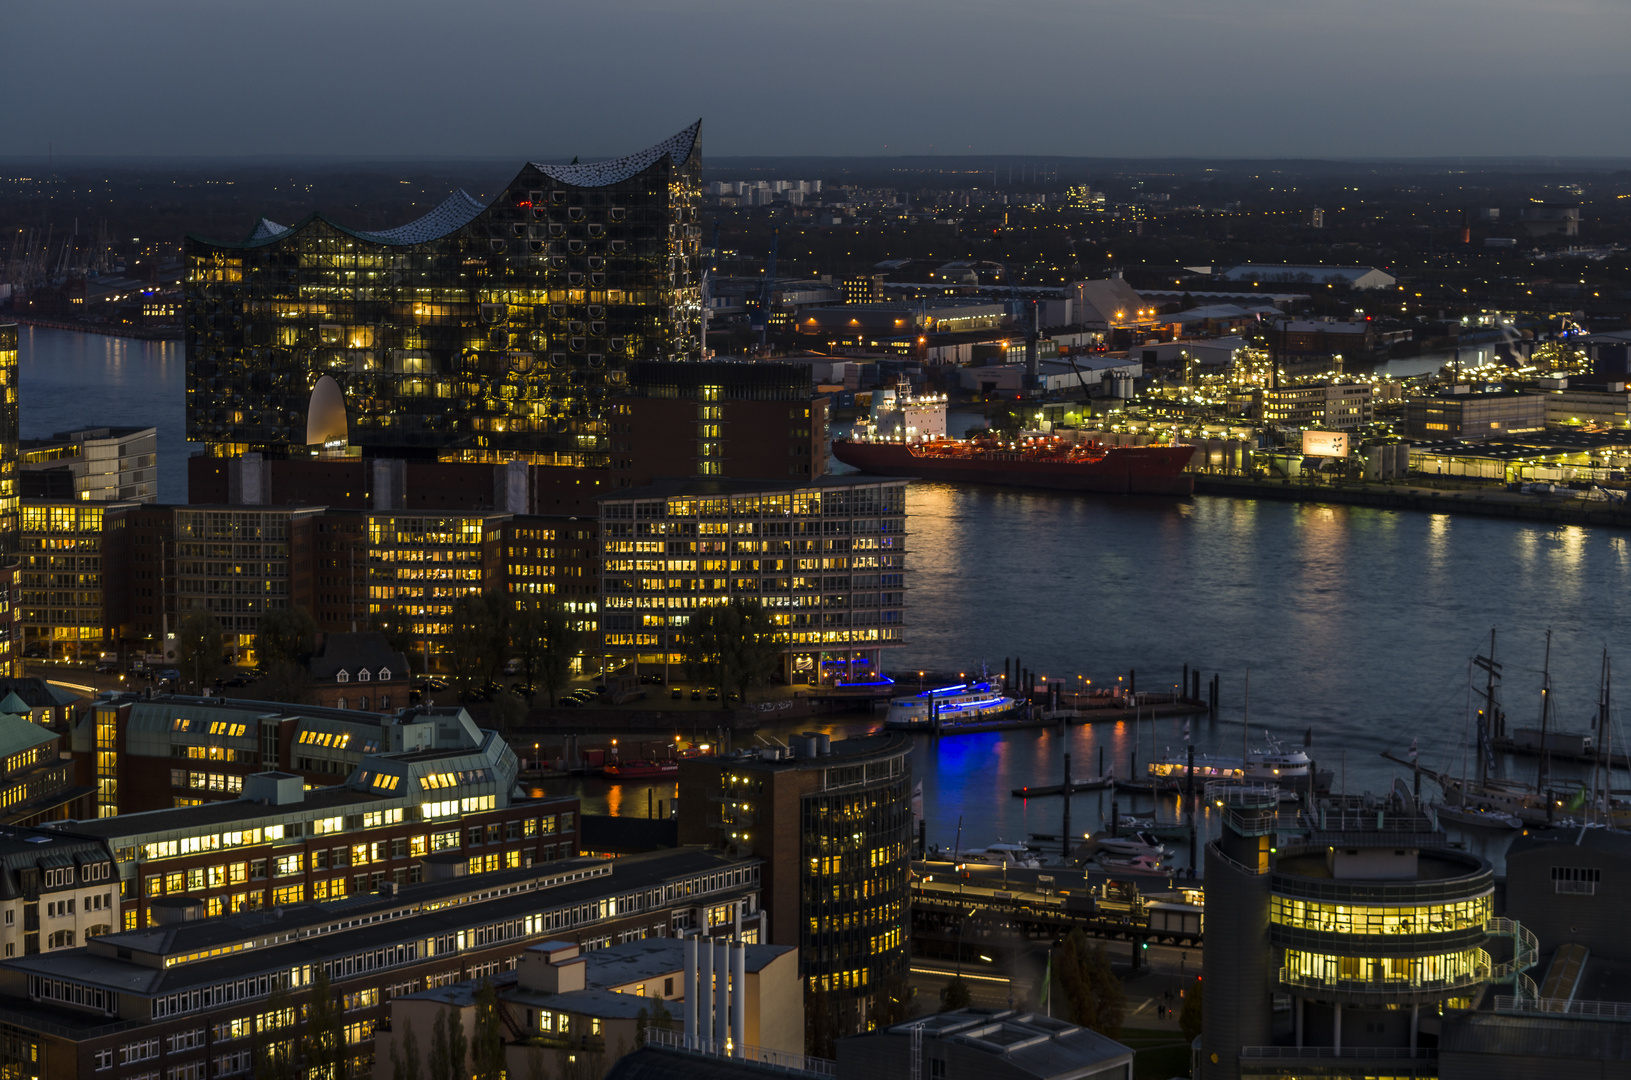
[599,480,907,682]
[0,326,18,556]
[184,124,703,461]
[799,761,912,1020]
[1281,947,1489,995]
[1271,894,1492,937]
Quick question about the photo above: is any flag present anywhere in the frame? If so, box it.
[1409,738,1418,763]
[1040,951,1052,1016]
[1184,718,1191,743]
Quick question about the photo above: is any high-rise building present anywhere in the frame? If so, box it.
[0,326,18,556]
[183,123,703,463]
[676,733,912,1044]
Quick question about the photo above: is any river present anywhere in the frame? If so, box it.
[18,327,1627,864]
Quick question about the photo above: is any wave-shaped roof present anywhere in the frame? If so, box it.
[530,120,700,188]
[354,190,489,244]
[249,218,290,241]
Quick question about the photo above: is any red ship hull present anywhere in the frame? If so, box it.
[832,439,1195,495]
[602,760,679,779]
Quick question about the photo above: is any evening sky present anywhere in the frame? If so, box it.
[8,0,1631,160]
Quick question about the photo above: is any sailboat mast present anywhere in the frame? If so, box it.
[1243,667,1251,776]
[1595,651,1611,825]
[1481,628,1498,788]
[1539,628,1553,797]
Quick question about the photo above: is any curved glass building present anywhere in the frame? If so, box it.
[183,124,703,464]
[1200,785,1536,1080]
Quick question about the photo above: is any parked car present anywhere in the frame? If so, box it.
[671,687,683,700]
[690,689,702,701]
[94,662,117,674]
[706,688,719,701]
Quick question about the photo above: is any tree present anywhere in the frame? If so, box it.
[939,975,972,1012]
[471,980,506,1080]
[390,1022,423,1080]
[524,603,582,707]
[1055,929,1125,1037]
[429,1006,468,1080]
[369,607,418,670]
[255,605,317,668]
[634,995,675,1044]
[174,611,225,690]
[806,987,837,1059]
[448,594,501,690]
[488,689,528,738]
[681,599,781,702]
[253,987,299,1080]
[305,965,344,1080]
[446,1006,468,1080]
[872,970,916,1026]
[239,659,312,705]
[1178,976,1203,1043]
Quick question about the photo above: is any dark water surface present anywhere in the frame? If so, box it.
[25,329,1626,860]
[18,326,190,502]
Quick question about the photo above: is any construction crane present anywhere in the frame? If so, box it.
[756,229,778,351]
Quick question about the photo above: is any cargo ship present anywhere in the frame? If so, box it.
[832,436,1194,495]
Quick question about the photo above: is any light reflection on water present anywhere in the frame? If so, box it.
[30,330,1628,868]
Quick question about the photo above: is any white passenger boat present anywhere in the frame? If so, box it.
[883,680,1023,731]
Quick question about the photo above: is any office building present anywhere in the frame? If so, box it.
[613,362,828,483]
[18,502,112,662]
[0,327,16,557]
[1254,382,1373,431]
[183,123,703,463]
[378,935,802,1079]
[1199,786,1536,1080]
[597,477,907,685]
[20,427,158,503]
[0,847,756,1080]
[1404,389,1547,441]
[68,693,533,816]
[677,733,912,1040]
[59,737,572,935]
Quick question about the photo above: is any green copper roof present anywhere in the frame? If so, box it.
[0,693,31,716]
[0,714,55,761]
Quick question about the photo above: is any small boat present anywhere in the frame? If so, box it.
[602,759,679,779]
[956,842,1043,868]
[1095,832,1170,859]
[1433,802,1522,830]
[1094,851,1168,875]
[1117,815,1189,840]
